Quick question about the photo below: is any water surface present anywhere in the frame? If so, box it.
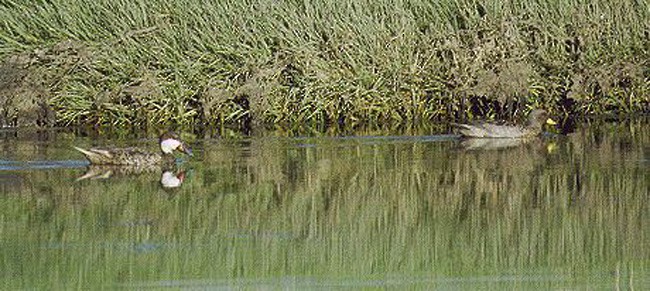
[0,120,648,289]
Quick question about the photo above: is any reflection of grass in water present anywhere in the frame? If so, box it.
[0,122,648,289]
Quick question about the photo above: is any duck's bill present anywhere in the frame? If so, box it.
[178,144,193,156]
[546,118,557,125]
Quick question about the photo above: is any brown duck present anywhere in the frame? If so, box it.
[74,132,192,165]
[452,109,557,138]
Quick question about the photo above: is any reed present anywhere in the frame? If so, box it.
[0,0,648,129]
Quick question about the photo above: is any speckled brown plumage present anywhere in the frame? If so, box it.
[74,146,172,165]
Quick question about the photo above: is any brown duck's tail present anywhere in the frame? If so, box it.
[73,146,93,156]
[450,123,472,130]
[74,146,114,164]
[450,123,474,135]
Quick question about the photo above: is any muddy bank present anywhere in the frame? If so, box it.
[0,54,52,127]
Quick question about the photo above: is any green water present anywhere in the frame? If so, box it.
[1,120,648,289]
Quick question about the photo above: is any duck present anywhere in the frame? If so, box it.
[74,132,192,165]
[452,109,557,138]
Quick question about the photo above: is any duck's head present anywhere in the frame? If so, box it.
[527,109,557,128]
[159,132,193,156]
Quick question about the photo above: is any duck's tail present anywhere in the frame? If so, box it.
[450,123,474,136]
[74,146,113,164]
[73,146,93,157]
[450,123,472,130]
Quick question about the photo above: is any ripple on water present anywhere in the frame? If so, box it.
[0,160,88,171]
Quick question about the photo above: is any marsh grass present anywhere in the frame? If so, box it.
[0,0,648,129]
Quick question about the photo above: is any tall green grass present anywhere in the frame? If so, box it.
[0,0,648,129]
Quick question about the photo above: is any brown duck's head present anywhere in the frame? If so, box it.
[527,109,557,128]
[159,132,193,156]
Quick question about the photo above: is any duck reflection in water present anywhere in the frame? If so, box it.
[76,165,190,189]
[160,170,187,188]
[459,138,530,150]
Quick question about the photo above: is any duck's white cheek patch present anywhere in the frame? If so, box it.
[160,139,182,154]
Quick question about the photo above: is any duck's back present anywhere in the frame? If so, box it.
[75,146,163,165]
[453,123,533,138]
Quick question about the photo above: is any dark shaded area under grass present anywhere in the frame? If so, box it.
[0,0,648,132]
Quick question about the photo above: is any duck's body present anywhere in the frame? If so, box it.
[452,123,541,138]
[74,132,192,166]
[452,109,556,138]
[73,146,170,165]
